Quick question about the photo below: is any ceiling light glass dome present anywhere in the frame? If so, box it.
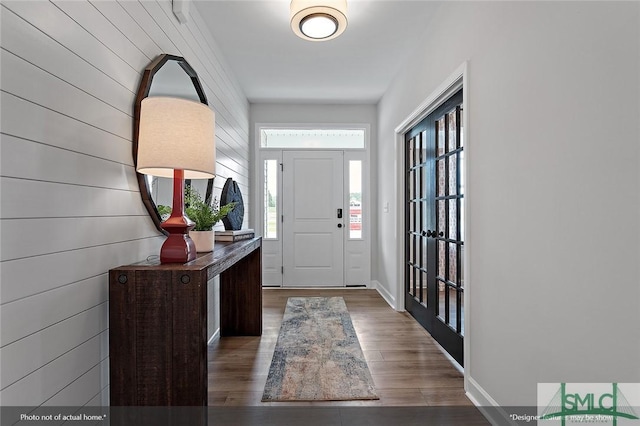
[290,0,348,41]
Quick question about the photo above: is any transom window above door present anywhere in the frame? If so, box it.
[260,128,366,149]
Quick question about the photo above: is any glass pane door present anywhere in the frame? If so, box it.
[435,105,464,337]
[404,89,464,366]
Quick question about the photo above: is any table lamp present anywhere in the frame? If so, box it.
[137,96,216,263]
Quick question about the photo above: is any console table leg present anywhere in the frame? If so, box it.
[220,246,262,336]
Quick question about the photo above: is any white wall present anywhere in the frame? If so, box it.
[377,1,640,407]
[0,0,249,406]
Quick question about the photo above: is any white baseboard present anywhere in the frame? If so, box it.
[466,376,515,426]
[207,328,220,345]
[371,280,397,310]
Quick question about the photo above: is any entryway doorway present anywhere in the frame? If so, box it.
[256,127,371,288]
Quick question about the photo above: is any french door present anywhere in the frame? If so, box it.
[405,89,464,366]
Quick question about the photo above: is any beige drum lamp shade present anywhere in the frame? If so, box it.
[137,96,216,179]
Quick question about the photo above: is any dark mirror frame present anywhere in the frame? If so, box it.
[133,54,214,236]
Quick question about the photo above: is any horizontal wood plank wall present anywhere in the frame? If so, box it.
[0,0,250,406]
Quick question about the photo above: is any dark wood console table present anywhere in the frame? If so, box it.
[109,237,262,406]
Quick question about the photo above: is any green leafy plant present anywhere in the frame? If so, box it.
[185,186,235,231]
[156,204,172,221]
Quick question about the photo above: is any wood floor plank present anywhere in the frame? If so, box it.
[421,388,475,406]
[367,360,457,376]
[362,350,384,361]
[223,391,263,406]
[375,388,430,406]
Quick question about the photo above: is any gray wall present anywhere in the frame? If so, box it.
[0,0,249,406]
[377,1,639,408]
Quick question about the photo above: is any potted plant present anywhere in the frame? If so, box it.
[185,186,235,252]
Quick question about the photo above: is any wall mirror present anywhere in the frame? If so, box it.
[134,54,214,235]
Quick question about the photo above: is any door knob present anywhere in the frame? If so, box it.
[438,231,444,237]
[337,223,343,228]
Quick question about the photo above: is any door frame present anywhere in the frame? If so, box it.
[254,124,371,288]
[394,62,470,376]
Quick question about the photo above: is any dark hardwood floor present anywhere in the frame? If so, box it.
[207,288,483,413]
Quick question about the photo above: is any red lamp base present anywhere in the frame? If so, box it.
[159,169,196,264]
[160,229,196,264]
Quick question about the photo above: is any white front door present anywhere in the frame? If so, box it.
[282,151,344,287]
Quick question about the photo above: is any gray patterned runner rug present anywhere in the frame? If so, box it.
[262,297,378,402]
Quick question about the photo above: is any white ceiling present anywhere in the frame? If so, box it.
[194,1,441,104]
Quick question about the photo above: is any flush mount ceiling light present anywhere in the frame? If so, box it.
[291,0,348,41]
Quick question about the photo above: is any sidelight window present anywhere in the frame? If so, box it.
[349,160,363,239]
[263,159,278,239]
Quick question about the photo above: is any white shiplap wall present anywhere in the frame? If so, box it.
[0,0,250,406]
